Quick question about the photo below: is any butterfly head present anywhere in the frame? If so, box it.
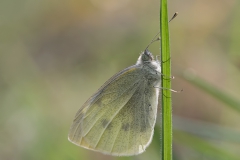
[136,49,160,73]
[141,49,153,62]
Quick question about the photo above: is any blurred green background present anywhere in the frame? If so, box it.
[1,0,240,160]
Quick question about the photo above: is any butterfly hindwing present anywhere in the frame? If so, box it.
[68,62,160,155]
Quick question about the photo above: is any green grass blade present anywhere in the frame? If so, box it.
[173,116,240,143]
[182,71,240,112]
[160,0,172,160]
[174,131,240,160]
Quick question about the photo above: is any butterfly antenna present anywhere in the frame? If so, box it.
[169,12,178,22]
[145,32,160,51]
[145,12,178,51]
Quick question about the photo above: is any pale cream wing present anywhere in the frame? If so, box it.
[68,66,159,156]
[97,79,159,156]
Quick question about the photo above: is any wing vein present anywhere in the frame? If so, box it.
[141,82,147,150]
[80,81,140,149]
[94,81,141,148]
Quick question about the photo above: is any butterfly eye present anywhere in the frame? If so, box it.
[142,49,153,61]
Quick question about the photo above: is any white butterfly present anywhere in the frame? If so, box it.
[68,49,161,156]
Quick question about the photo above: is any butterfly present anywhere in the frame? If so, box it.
[68,46,161,156]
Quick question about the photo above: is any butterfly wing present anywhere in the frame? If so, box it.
[68,65,160,156]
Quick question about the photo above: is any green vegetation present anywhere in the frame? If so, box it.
[1,1,240,160]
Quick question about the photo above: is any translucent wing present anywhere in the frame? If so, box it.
[68,65,160,156]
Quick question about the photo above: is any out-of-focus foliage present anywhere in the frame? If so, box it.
[1,0,240,160]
